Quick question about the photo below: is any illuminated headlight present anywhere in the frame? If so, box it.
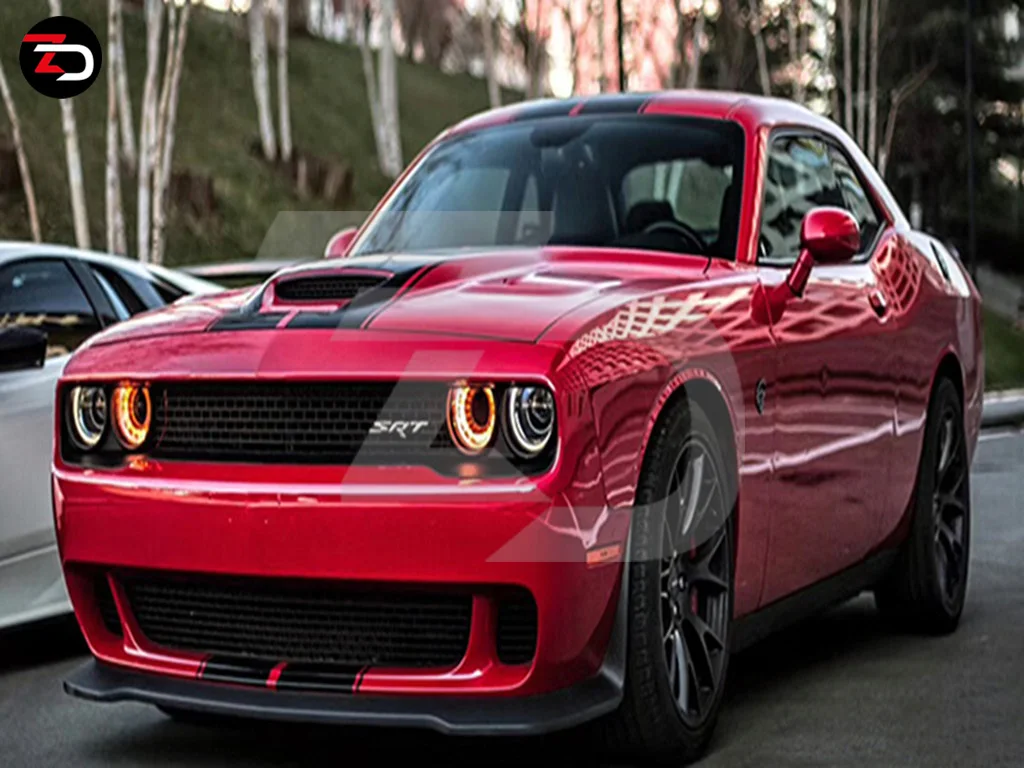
[447,384,496,456]
[112,382,151,450]
[503,386,555,457]
[67,386,108,450]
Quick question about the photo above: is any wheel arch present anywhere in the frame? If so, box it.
[932,350,965,407]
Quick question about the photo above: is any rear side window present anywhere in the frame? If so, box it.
[0,259,100,354]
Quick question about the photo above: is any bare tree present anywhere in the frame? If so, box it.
[249,0,278,161]
[106,0,126,253]
[48,0,90,249]
[481,1,501,108]
[594,0,607,92]
[747,0,771,96]
[0,59,41,242]
[867,0,880,162]
[278,0,294,162]
[686,2,707,90]
[137,0,164,262]
[151,0,191,265]
[841,0,852,132]
[114,0,136,168]
[359,2,402,178]
[879,60,936,177]
[378,0,402,174]
[856,0,868,149]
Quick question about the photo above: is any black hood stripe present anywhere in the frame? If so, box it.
[208,255,446,333]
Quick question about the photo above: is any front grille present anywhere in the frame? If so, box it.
[149,381,448,464]
[496,591,538,665]
[122,573,473,668]
[274,274,388,302]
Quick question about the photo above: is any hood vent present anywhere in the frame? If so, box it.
[274,273,389,303]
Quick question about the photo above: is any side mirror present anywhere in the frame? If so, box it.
[324,227,358,259]
[786,207,861,297]
[0,327,48,373]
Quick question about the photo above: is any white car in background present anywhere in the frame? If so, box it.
[0,243,221,630]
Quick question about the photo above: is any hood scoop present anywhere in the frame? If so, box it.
[274,273,390,303]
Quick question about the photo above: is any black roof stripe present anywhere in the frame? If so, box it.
[576,94,651,115]
[512,98,585,121]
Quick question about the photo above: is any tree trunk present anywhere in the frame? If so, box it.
[482,3,501,107]
[747,0,771,96]
[114,0,136,169]
[359,7,390,177]
[841,0,852,132]
[856,0,868,149]
[137,0,163,263]
[867,0,880,163]
[106,0,125,253]
[595,0,607,92]
[0,59,41,243]
[249,0,277,162]
[47,0,90,249]
[685,4,706,89]
[378,0,402,177]
[151,1,191,266]
[278,0,293,162]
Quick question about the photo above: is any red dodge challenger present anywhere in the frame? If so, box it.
[54,93,982,764]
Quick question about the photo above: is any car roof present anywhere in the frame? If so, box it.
[0,241,221,295]
[448,91,834,137]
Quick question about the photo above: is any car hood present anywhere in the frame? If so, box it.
[86,248,712,347]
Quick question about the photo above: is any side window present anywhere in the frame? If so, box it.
[759,136,845,265]
[0,259,100,356]
[828,147,882,253]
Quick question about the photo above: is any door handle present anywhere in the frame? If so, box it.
[868,290,888,318]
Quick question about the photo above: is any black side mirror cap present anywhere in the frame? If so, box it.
[0,327,48,373]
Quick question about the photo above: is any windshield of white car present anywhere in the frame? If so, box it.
[351,116,745,261]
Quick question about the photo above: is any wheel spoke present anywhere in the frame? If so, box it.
[688,531,729,593]
[672,630,688,713]
[680,454,705,537]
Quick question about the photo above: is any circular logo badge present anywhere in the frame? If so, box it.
[20,16,102,99]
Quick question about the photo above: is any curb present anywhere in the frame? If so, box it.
[982,389,1024,430]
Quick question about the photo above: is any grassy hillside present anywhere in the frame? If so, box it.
[984,309,1024,391]
[0,1,500,266]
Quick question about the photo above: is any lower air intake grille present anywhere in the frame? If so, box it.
[122,573,472,668]
[148,381,449,464]
[94,577,122,636]
[496,590,538,665]
[274,274,387,302]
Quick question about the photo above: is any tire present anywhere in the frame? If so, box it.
[604,398,735,765]
[875,377,970,634]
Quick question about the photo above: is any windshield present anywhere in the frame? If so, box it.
[351,116,745,261]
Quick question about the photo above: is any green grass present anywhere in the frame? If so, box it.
[984,308,1024,391]
[0,1,502,266]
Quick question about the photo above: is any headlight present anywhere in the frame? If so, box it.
[447,384,495,455]
[504,386,555,457]
[112,382,151,450]
[68,386,108,450]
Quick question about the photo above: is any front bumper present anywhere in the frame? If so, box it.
[64,659,622,735]
[55,449,628,702]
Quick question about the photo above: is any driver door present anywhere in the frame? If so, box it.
[757,135,897,605]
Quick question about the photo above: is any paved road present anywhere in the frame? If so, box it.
[2,431,1021,767]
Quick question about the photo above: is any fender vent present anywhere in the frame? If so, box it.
[274,274,388,302]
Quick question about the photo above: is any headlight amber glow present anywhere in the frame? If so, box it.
[112,382,151,450]
[447,384,495,455]
[68,385,108,450]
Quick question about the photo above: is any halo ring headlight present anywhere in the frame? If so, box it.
[112,382,151,450]
[447,384,496,456]
[504,385,555,457]
[68,386,108,450]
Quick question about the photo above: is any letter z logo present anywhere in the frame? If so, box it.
[20,17,102,99]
